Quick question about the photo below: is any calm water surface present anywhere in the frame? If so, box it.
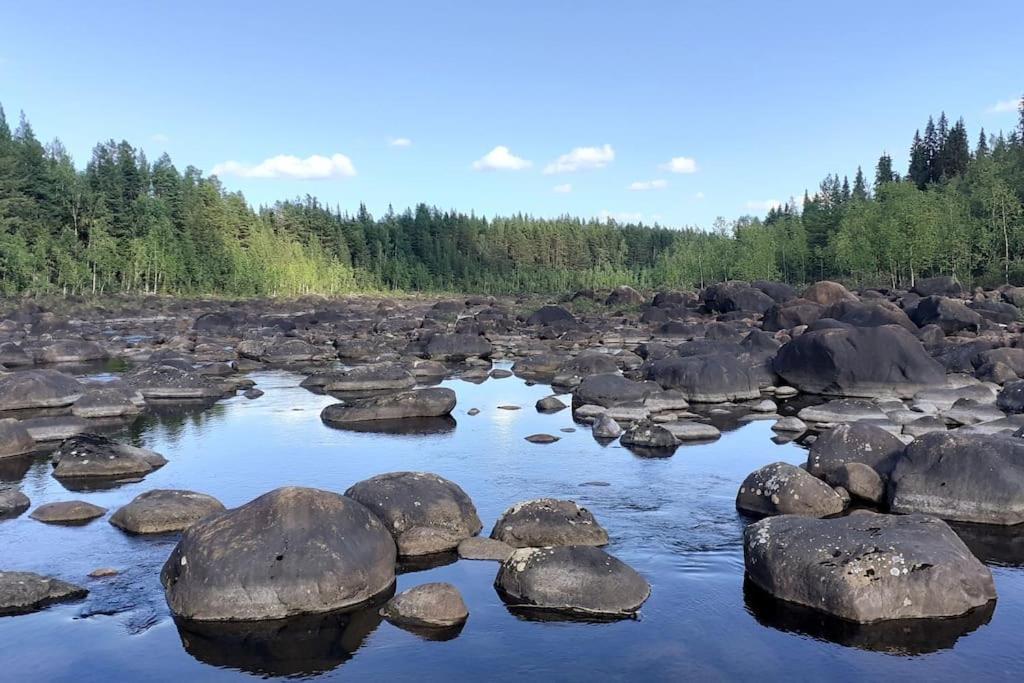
[1,366,1022,681]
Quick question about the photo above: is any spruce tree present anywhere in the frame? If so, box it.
[875,153,895,192]
[908,132,929,188]
[852,166,868,199]
[976,127,989,158]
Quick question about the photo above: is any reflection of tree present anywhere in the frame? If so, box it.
[125,401,226,449]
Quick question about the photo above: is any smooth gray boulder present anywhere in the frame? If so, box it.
[30,500,107,524]
[823,462,885,504]
[380,582,468,628]
[743,512,995,622]
[321,388,456,424]
[591,414,622,439]
[620,420,677,450]
[490,498,608,548]
[344,472,481,556]
[110,489,226,534]
[0,418,35,459]
[495,545,650,617]
[0,489,30,518]
[736,462,847,518]
[37,340,108,364]
[572,373,659,408]
[536,396,567,412]
[643,355,759,402]
[161,487,397,621]
[889,431,1024,524]
[0,571,88,615]
[51,433,165,480]
[457,537,513,561]
[805,422,906,479]
[0,370,84,411]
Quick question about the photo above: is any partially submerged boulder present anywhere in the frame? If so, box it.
[0,370,84,411]
[490,498,608,548]
[51,433,165,481]
[380,583,468,629]
[110,489,226,534]
[0,418,35,459]
[320,388,456,424]
[0,571,87,616]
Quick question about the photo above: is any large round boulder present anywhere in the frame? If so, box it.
[572,373,659,408]
[743,512,995,622]
[910,297,982,334]
[320,388,456,424]
[51,433,166,481]
[605,285,645,307]
[773,325,946,398]
[802,281,857,306]
[643,355,759,402]
[0,418,35,459]
[344,472,481,556]
[889,431,1024,525]
[0,370,84,411]
[423,334,492,362]
[37,339,108,364]
[736,462,847,518]
[805,422,905,479]
[161,487,397,621]
[490,498,608,548]
[495,545,650,618]
[526,305,575,326]
[110,489,226,534]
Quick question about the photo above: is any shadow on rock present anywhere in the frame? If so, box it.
[396,550,458,574]
[743,579,994,655]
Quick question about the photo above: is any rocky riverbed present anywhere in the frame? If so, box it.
[1,280,1024,679]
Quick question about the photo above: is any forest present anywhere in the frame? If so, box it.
[0,97,1022,297]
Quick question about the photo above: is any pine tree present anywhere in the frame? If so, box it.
[942,118,970,178]
[852,166,868,199]
[908,132,929,189]
[923,116,940,184]
[875,153,895,192]
[976,127,990,158]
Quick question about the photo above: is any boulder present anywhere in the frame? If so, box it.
[161,487,397,621]
[0,342,33,368]
[526,305,575,326]
[457,537,513,562]
[743,512,995,622]
[889,431,1024,525]
[37,339,108,364]
[762,301,824,332]
[495,545,650,617]
[110,489,226,534]
[912,276,964,298]
[823,462,885,505]
[123,364,223,400]
[572,373,659,408]
[736,462,847,518]
[643,355,759,402]
[996,379,1024,413]
[910,297,982,334]
[423,334,492,362]
[774,326,945,398]
[71,388,143,418]
[620,420,677,450]
[535,396,567,413]
[823,300,916,331]
[321,388,456,424]
[805,422,905,479]
[591,414,622,439]
[490,498,608,548]
[802,281,857,306]
[380,583,468,628]
[0,370,84,411]
[0,489,30,518]
[344,472,481,556]
[0,571,87,616]
[316,363,416,394]
[30,500,107,524]
[21,415,90,442]
[51,433,165,480]
[663,421,721,441]
[0,418,35,459]
[605,285,645,307]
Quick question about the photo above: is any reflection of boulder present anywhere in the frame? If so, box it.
[174,604,385,677]
[322,416,457,436]
[743,579,994,655]
[951,522,1024,567]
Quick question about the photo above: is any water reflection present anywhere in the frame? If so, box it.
[743,579,995,654]
[396,550,458,574]
[952,522,1024,568]
[322,416,458,436]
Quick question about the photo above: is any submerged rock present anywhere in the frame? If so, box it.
[161,487,397,621]
[491,498,608,548]
[743,512,995,622]
[0,489,30,518]
[0,571,88,616]
[495,545,650,618]
[110,489,226,534]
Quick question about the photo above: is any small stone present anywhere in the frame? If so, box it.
[88,568,120,578]
[243,388,264,399]
[536,396,567,412]
[0,489,31,519]
[498,405,521,411]
[380,582,468,628]
[30,500,107,525]
[525,434,560,444]
[467,408,480,416]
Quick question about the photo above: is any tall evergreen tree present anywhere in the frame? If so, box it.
[852,166,868,200]
[908,131,929,189]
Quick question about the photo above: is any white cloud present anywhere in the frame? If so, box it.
[390,137,412,147]
[211,153,357,179]
[553,183,572,193]
[659,156,698,174]
[544,144,615,174]
[988,97,1021,114]
[151,133,169,144]
[599,209,645,223]
[628,179,668,191]
[745,199,782,212]
[472,145,532,171]
[694,191,705,200]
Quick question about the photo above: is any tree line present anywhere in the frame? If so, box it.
[0,96,1022,297]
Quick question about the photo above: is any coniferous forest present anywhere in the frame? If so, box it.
[1,98,1022,297]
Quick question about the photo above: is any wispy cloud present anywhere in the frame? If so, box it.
[389,137,412,147]
[745,199,782,211]
[659,156,698,174]
[553,183,572,193]
[694,191,706,200]
[628,179,668,191]
[544,144,615,174]
[211,153,357,179]
[599,209,645,223]
[472,145,532,171]
[151,133,170,144]
[988,97,1021,114]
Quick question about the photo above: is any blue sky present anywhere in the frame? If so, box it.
[1,1,1021,228]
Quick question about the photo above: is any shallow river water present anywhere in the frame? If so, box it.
[1,366,1022,681]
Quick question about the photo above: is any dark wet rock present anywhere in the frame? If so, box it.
[652,290,693,308]
[554,352,619,383]
[344,472,481,556]
[423,334,492,362]
[736,462,847,518]
[605,285,645,307]
[703,282,775,314]
[572,373,659,408]
[526,305,575,326]
[161,486,397,621]
[110,489,226,534]
[495,545,650,618]
[591,414,622,439]
[969,300,1019,325]
[752,280,798,303]
[975,360,1017,384]
[0,418,35,459]
[643,354,759,402]
[912,276,965,298]
[525,434,560,444]
[823,300,916,331]
[71,388,143,418]
[910,296,982,334]
[889,431,1024,525]
[0,342,33,368]
[490,368,513,379]
[317,363,416,395]
[243,388,264,399]
[997,379,1024,413]
[22,415,90,442]
[762,301,824,332]
[457,537,513,561]
[51,433,165,480]
[193,311,242,334]
[743,512,995,622]
[37,339,108,364]
[620,420,677,450]
[0,369,84,411]
[774,326,945,398]
[0,571,88,616]
[974,347,1024,376]
[824,462,885,504]
[123,364,223,400]
[806,422,905,479]
[943,398,1005,426]
[490,498,608,548]
[30,500,107,524]
[321,388,456,424]
[0,489,30,518]
[380,582,468,628]
[801,281,857,306]
[535,396,567,412]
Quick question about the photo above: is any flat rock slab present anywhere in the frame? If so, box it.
[744,511,995,622]
[30,500,107,524]
[0,571,88,615]
[663,421,721,441]
[457,537,513,562]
